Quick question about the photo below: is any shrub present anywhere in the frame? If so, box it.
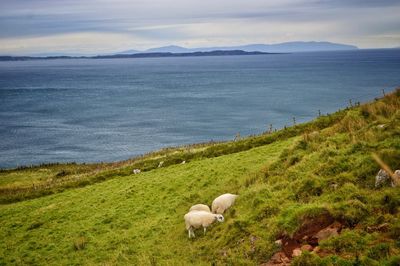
[277,204,329,236]
[384,256,400,266]
[333,199,370,227]
[295,177,323,201]
[320,229,369,254]
[291,251,325,266]
[389,220,400,239]
[367,243,390,260]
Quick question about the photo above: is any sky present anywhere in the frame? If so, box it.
[0,0,399,55]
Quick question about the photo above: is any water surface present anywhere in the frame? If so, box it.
[1,49,400,168]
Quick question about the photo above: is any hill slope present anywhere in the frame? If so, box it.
[1,89,399,265]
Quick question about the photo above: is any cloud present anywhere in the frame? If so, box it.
[0,0,399,54]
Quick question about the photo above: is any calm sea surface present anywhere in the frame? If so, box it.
[1,49,400,168]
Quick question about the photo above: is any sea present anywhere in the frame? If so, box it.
[1,49,400,168]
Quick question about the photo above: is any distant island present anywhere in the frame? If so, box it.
[131,41,358,54]
[1,41,359,59]
[0,50,273,61]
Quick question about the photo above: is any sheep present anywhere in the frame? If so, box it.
[212,193,238,214]
[133,169,141,174]
[184,210,224,238]
[181,160,186,164]
[189,204,211,213]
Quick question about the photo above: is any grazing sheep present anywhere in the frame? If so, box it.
[133,169,141,174]
[184,211,224,238]
[212,193,238,214]
[189,204,211,213]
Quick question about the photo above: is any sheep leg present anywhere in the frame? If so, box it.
[203,227,207,235]
[189,228,195,238]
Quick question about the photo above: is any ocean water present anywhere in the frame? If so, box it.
[1,49,400,168]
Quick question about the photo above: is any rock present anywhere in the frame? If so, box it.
[292,211,334,241]
[314,226,339,242]
[262,252,290,266]
[158,161,164,168]
[367,223,390,233]
[378,223,390,231]
[274,239,283,246]
[329,183,338,190]
[377,124,386,129]
[281,237,299,257]
[250,235,258,253]
[312,246,320,254]
[301,244,313,252]
[394,170,400,186]
[292,248,302,257]
[375,169,394,188]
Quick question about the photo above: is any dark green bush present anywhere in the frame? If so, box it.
[367,243,390,260]
[320,229,369,254]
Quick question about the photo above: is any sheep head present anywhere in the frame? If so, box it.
[215,214,224,222]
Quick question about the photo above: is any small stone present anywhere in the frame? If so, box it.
[377,223,390,231]
[301,244,313,252]
[262,251,291,266]
[274,239,283,246]
[377,124,386,129]
[368,223,390,233]
[314,227,339,242]
[312,246,321,253]
[394,170,400,186]
[330,183,338,190]
[292,248,302,257]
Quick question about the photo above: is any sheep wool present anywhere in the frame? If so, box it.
[189,204,211,213]
[184,210,224,238]
[212,193,238,214]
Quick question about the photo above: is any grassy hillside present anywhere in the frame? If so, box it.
[1,88,400,265]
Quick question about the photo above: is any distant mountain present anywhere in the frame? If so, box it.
[122,41,358,54]
[219,41,358,53]
[117,49,140,54]
[0,50,272,61]
[145,45,190,53]
[25,52,90,57]
[95,50,270,59]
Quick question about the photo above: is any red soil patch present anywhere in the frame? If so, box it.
[281,211,335,257]
[263,211,345,265]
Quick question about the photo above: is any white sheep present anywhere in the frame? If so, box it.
[189,204,211,213]
[133,169,141,174]
[212,193,238,214]
[184,210,224,238]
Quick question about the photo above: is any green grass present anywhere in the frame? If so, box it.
[0,138,292,265]
[0,88,400,265]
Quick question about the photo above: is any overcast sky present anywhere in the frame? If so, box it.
[1,0,399,54]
